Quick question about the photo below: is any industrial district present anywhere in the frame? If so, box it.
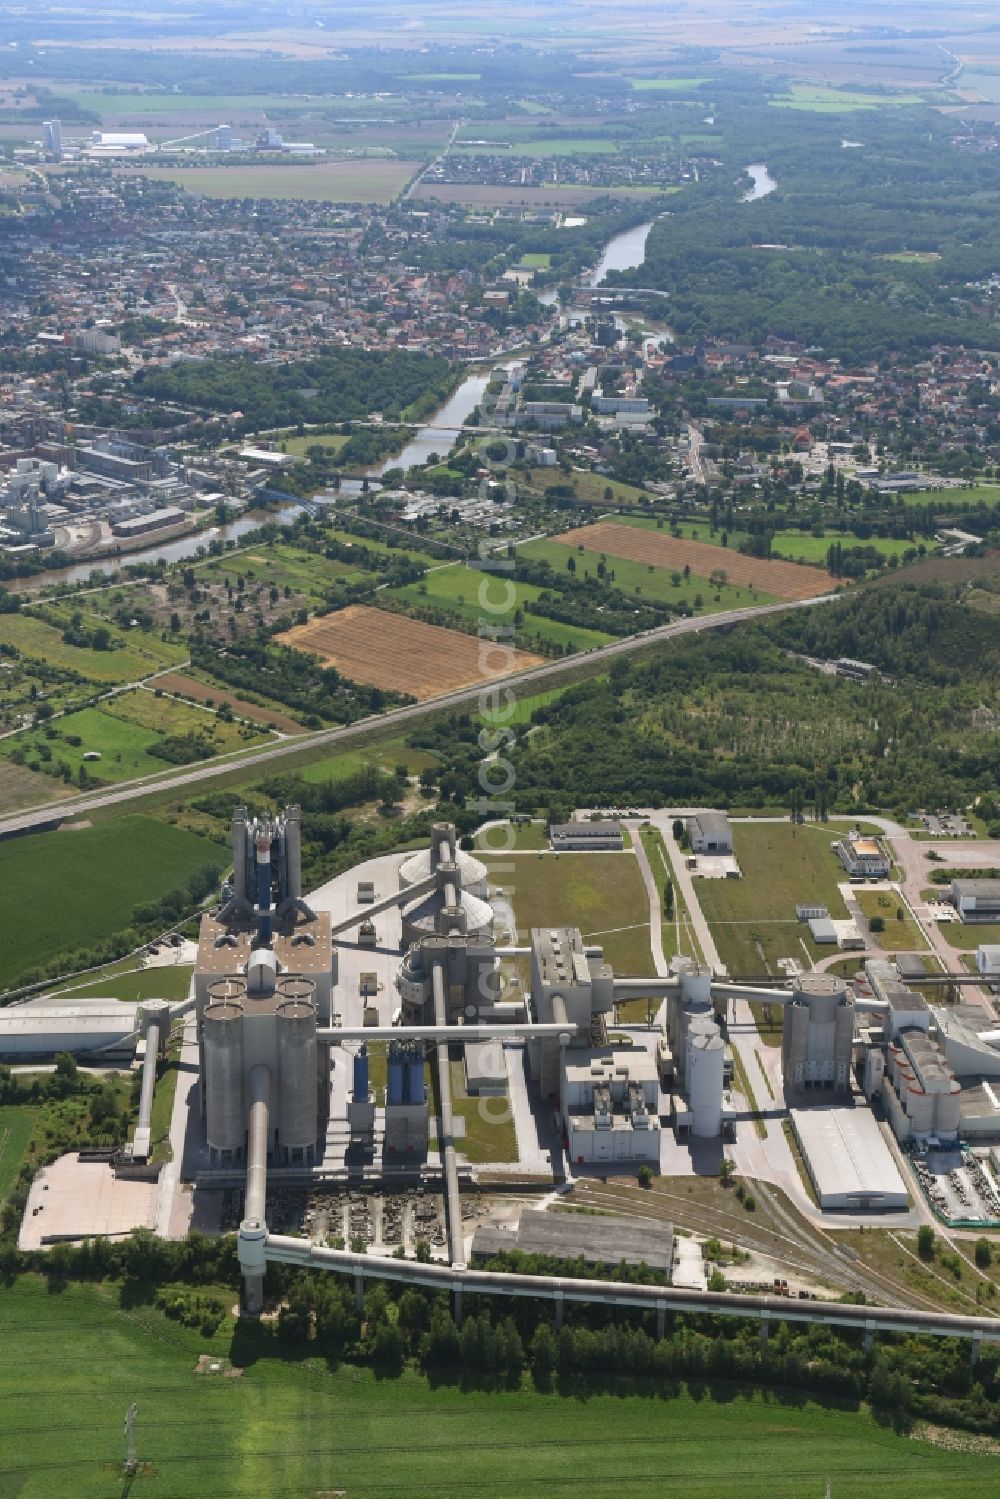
[6,800,1000,1353]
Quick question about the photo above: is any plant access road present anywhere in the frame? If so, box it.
[0,594,832,839]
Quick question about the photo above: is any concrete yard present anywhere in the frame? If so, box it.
[19,1153,159,1250]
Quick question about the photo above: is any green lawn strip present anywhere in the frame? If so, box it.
[0,817,228,991]
[5,1274,999,1497]
[50,963,194,1005]
[0,1105,39,1203]
[731,1048,767,1138]
[854,889,929,951]
[639,823,702,965]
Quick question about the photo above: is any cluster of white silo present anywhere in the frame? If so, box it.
[200,973,324,1165]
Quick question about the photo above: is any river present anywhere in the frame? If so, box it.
[743,162,777,201]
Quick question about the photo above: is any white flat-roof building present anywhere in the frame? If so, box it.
[0,1000,139,1058]
[837,833,890,879]
[790,1105,908,1210]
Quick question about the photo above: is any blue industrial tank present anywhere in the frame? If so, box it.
[387,1052,405,1106]
[407,1057,425,1105]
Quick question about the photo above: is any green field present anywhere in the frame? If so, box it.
[519,252,552,267]
[614,514,920,565]
[630,77,710,91]
[520,537,776,613]
[118,160,416,203]
[389,562,616,652]
[697,823,852,983]
[914,484,1000,508]
[1,612,185,682]
[483,849,652,973]
[771,85,927,111]
[0,817,229,991]
[3,1274,999,1498]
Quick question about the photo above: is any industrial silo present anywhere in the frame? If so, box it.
[688,1030,725,1138]
[398,822,488,897]
[276,976,318,1159]
[202,994,245,1159]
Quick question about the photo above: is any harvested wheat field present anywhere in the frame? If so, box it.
[556,521,830,600]
[276,605,544,699]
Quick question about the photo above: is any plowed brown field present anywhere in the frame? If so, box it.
[276,605,544,699]
[555,521,829,600]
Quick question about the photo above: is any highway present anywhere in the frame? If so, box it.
[0,593,832,839]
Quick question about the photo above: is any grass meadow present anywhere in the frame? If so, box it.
[2,1275,999,1498]
[0,817,228,991]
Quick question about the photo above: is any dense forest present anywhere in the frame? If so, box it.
[133,349,459,435]
[611,103,1000,362]
[413,578,1000,820]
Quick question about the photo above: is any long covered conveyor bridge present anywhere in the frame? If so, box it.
[246,1233,1000,1358]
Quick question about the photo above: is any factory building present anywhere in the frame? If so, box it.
[563,1049,660,1164]
[952,880,1000,924]
[781,974,855,1092]
[790,1107,908,1210]
[978,946,1000,989]
[195,806,333,1164]
[687,813,732,855]
[836,833,891,880]
[528,926,614,1098]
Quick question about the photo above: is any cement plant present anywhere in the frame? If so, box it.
[4,801,1000,1362]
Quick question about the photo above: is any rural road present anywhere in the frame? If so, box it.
[0,593,832,839]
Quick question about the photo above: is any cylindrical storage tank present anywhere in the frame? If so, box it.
[353,1045,369,1101]
[276,980,318,1153]
[678,966,712,1006]
[387,1052,406,1106]
[688,1030,725,1138]
[139,997,171,1047]
[202,999,245,1153]
[938,1084,962,1139]
[407,1053,425,1106]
